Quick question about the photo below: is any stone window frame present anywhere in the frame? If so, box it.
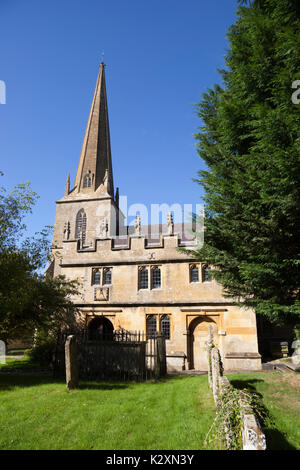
[189,263,212,283]
[137,264,162,290]
[92,267,113,286]
[138,265,162,290]
[145,313,172,340]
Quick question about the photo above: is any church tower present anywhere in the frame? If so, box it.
[51,62,121,262]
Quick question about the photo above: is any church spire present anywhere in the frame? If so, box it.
[74,62,114,196]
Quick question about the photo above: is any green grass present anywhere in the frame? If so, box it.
[227,372,300,450]
[0,356,43,370]
[6,349,27,356]
[0,374,215,450]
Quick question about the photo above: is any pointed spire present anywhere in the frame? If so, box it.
[65,173,70,196]
[74,62,114,195]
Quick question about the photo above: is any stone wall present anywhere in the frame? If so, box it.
[207,339,266,450]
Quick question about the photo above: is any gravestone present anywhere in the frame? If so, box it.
[242,413,266,450]
[155,333,167,378]
[211,347,221,404]
[65,335,78,390]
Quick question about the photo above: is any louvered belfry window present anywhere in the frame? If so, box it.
[83,173,92,188]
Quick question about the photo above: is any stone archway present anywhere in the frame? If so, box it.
[88,316,114,340]
[188,316,218,370]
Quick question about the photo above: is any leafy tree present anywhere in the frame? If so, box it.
[193,0,300,323]
[0,174,79,342]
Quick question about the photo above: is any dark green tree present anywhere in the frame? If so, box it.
[193,0,300,322]
[0,174,79,342]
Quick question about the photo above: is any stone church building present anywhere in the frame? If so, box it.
[50,63,262,372]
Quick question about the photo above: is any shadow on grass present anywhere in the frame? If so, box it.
[230,378,296,450]
[0,374,130,392]
[0,357,46,371]
[0,374,60,391]
[78,381,129,390]
[77,374,188,389]
[146,374,208,384]
[0,371,206,393]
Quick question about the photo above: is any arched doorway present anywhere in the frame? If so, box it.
[188,316,218,370]
[88,316,114,340]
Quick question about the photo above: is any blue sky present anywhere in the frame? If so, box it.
[0,0,239,235]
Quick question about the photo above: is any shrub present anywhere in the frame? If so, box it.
[28,336,56,367]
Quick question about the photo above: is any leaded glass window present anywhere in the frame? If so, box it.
[152,267,161,289]
[92,270,100,285]
[139,267,148,289]
[161,315,170,340]
[203,265,212,282]
[191,265,199,283]
[146,315,157,338]
[104,268,112,285]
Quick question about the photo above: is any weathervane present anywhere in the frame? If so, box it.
[101,51,105,65]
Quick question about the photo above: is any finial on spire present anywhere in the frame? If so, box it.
[101,51,105,65]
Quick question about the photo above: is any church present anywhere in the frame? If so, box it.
[50,62,262,372]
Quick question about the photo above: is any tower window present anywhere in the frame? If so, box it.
[161,315,170,340]
[146,315,157,338]
[139,267,148,289]
[75,209,87,244]
[151,267,161,289]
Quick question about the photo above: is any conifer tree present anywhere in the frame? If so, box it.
[194,0,300,322]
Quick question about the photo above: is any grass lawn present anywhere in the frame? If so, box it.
[227,371,300,450]
[6,349,28,356]
[0,357,43,370]
[0,374,215,450]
